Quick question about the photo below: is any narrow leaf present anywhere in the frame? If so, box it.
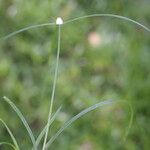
[3,96,36,149]
[46,99,115,149]
[0,142,16,150]
[35,106,62,148]
[0,119,19,150]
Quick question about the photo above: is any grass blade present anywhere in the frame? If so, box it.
[0,119,19,150]
[1,13,149,42]
[46,99,115,149]
[0,142,16,150]
[35,106,62,148]
[64,14,150,32]
[3,96,36,150]
[0,22,55,41]
[42,24,62,150]
[123,101,134,141]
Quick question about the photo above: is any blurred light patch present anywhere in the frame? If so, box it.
[79,141,93,150]
[57,112,69,122]
[7,4,18,18]
[88,32,102,47]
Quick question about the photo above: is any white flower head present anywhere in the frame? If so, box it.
[56,17,63,25]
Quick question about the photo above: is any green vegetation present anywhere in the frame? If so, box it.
[0,0,150,150]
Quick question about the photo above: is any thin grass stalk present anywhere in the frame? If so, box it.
[42,24,61,150]
[0,14,149,42]
[35,106,61,148]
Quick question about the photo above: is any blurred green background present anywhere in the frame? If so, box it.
[0,0,150,150]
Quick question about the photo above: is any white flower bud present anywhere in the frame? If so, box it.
[56,17,63,25]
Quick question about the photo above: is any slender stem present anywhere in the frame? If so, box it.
[0,23,55,41]
[1,14,149,41]
[42,24,61,150]
[64,14,150,32]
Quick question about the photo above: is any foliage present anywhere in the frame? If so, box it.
[0,0,150,150]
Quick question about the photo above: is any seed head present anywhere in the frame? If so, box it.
[56,17,63,25]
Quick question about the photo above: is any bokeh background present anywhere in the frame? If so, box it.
[0,0,150,150]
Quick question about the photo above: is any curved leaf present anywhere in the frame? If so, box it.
[46,99,115,149]
[64,14,150,32]
[0,142,16,150]
[0,119,19,150]
[3,96,36,150]
[35,106,61,148]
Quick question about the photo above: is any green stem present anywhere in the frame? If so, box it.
[42,24,61,150]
